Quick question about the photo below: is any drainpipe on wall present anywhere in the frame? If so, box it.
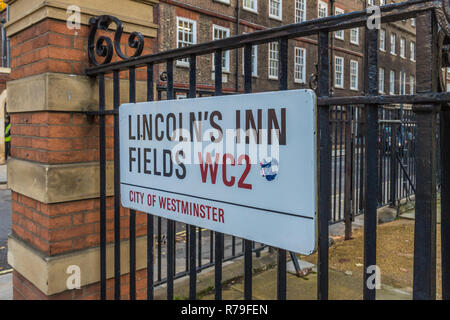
[330,0,335,97]
[235,0,240,93]
[1,20,6,68]
[1,5,9,68]
[362,0,367,96]
[155,2,161,94]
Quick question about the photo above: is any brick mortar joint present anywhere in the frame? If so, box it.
[11,36,85,58]
[12,197,102,222]
[10,227,50,252]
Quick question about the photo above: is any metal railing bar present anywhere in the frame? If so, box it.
[129,66,137,301]
[158,217,162,282]
[188,55,198,301]
[317,30,331,301]
[362,26,379,300]
[318,92,450,106]
[99,73,107,300]
[440,105,450,300]
[243,43,253,301]
[277,37,288,301]
[85,0,433,75]
[146,63,154,301]
[412,11,438,300]
[198,223,202,270]
[333,108,338,221]
[214,49,223,301]
[113,70,121,300]
[86,92,450,118]
[152,245,269,288]
[166,59,175,300]
[185,224,189,272]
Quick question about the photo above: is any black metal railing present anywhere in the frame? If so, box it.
[86,0,450,301]
[326,105,417,228]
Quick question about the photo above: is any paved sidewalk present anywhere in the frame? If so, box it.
[0,164,6,185]
[0,273,12,300]
[0,164,11,300]
[0,183,11,275]
[200,267,411,300]
[199,214,415,300]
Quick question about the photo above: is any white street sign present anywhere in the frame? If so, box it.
[120,89,317,254]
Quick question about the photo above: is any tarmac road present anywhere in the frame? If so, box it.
[0,185,11,273]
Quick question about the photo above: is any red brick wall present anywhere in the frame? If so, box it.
[11,191,149,256]
[10,20,90,79]
[12,192,142,255]
[0,73,9,92]
[8,16,155,300]
[10,112,107,164]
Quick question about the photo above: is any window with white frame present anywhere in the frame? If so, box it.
[411,18,416,27]
[295,0,306,23]
[350,28,359,45]
[380,29,386,51]
[400,37,406,58]
[318,1,328,18]
[176,17,196,66]
[268,42,279,79]
[399,71,406,95]
[447,83,450,92]
[368,0,375,6]
[294,47,306,83]
[334,8,345,40]
[269,0,282,20]
[410,42,415,61]
[212,25,230,72]
[390,33,396,55]
[335,56,344,88]
[243,0,258,13]
[379,67,385,93]
[380,0,385,5]
[242,40,258,77]
[390,70,396,94]
[350,60,359,91]
[410,75,415,95]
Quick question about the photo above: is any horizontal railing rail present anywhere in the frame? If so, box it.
[318,92,450,106]
[86,0,436,76]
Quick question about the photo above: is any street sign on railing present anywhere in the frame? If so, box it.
[120,90,317,254]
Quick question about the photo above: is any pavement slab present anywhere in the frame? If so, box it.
[0,165,5,185]
[0,273,12,300]
[201,268,411,300]
[200,216,428,300]
[0,187,11,272]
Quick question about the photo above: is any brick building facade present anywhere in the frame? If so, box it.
[0,3,10,93]
[157,0,417,99]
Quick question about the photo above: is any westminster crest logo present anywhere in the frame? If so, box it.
[260,157,279,182]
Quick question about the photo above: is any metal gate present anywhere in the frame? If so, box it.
[86,0,450,300]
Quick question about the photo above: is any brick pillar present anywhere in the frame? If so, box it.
[5,0,158,300]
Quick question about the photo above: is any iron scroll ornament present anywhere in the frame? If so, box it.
[88,15,145,66]
[434,0,450,92]
[436,0,450,39]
